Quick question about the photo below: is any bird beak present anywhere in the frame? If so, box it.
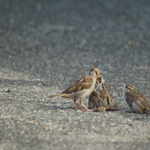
[118,87,124,90]
[96,77,102,85]
[96,80,100,85]
[118,83,126,90]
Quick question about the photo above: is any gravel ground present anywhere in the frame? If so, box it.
[0,0,150,149]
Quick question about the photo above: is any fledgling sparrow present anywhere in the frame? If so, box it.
[49,68,102,112]
[121,84,150,114]
[89,78,118,112]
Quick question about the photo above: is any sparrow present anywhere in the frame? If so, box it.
[88,78,118,112]
[49,68,102,112]
[121,84,150,114]
[88,90,107,112]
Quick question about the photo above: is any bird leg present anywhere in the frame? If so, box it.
[107,104,120,111]
[93,106,106,112]
[73,99,82,109]
[119,109,133,113]
[107,106,118,111]
[125,110,133,113]
[80,98,93,112]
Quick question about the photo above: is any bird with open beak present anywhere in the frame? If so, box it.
[89,77,119,112]
[120,84,150,114]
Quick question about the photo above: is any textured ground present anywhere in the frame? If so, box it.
[0,0,150,149]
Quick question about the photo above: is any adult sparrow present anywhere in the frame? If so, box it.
[49,68,102,112]
[89,78,118,112]
[121,84,150,114]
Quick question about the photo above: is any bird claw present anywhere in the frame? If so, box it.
[79,107,87,111]
[80,106,93,112]
[120,109,132,113]
[73,107,81,110]
[73,106,88,111]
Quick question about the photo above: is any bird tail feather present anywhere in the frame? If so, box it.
[49,93,70,98]
[145,109,150,115]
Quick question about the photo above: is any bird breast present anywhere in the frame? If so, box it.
[132,102,142,113]
[123,91,127,100]
[72,77,96,99]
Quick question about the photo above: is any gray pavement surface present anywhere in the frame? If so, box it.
[0,0,150,149]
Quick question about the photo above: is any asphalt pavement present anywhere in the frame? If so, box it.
[0,0,150,149]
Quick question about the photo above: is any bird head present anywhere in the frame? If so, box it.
[96,77,106,89]
[89,67,102,84]
[119,83,136,92]
[125,84,136,92]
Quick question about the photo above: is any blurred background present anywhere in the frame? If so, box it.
[0,0,150,84]
[0,0,150,149]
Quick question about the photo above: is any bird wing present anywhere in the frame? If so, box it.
[136,92,150,105]
[107,94,115,106]
[62,75,93,94]
[126,92,148,109]
[136,92,150,109]
[89,90,103,109]
[126,92,135,108]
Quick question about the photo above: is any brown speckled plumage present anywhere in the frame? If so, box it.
[89,80,118,112]
[49,68,102,112]
[123,84,150,114]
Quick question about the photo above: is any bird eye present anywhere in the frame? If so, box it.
[89,70,94,76]
[126,85,131,89]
